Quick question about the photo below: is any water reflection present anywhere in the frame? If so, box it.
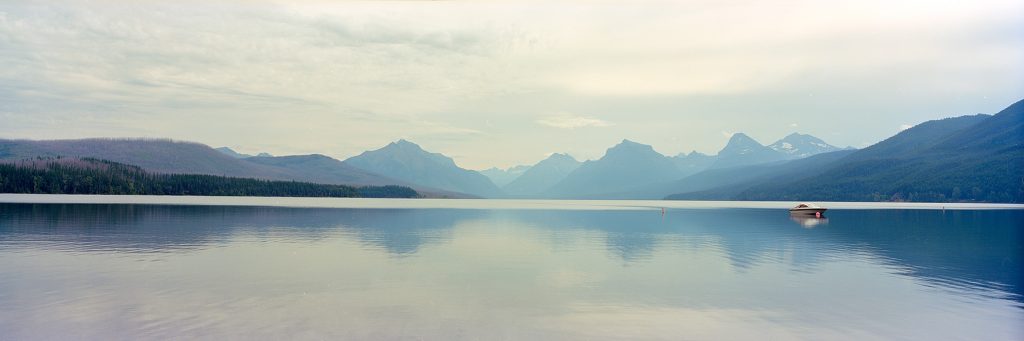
[0,203,1021,339]
[790,215,828,228]
[0,204,485,255]
[814,209,1023,299]
[1,204,1020,298]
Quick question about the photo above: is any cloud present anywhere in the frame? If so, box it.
[899,124,914,131]
[536,115,612,129]
[789,123,799,128]
[1,0,1022,169]
[721,131,736,138]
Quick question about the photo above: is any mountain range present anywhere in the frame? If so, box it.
[710,133,789,169]
[2,99,1020,202]
[667,100,1023,202]
[0,138,453,197]
[215,147,273,159]
[544,140,684,198]
[768,133,847,159]
[671,151,716,178]
[480,165,531,187]
[342,139,503,198]
[503,153,581,197]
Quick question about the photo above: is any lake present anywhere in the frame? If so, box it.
[0,196,1021,340]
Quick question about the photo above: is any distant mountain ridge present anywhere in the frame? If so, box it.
[0,157,418,198]
[0,138,449,196]
[342,140,502,197]
[503,153,580,197]
[0,132,857,200]
[216,147,272,159]
[543,140,682,198]
[670,151,716,178]
[709,133,787,169]
[0,138,285,177]
[663,149,858,200]
[8,98,1015,203]
[244,154,411,187]
[667,99,1023,203]
[480,165,531,187]
[768,133,843,159]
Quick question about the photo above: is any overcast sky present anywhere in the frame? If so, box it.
[1,0,1022,169]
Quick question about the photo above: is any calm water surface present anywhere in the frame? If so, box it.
[0,201,1021,340]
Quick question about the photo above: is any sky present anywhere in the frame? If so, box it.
[1,0,1022,169]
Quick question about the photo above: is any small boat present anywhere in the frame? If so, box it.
[789,203,827,216]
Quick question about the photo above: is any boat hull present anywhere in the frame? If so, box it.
[789,208,827,215]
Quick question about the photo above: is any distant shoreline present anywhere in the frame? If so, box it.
[2,194,1021,210]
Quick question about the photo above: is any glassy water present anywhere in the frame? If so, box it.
[0,203,1021,340]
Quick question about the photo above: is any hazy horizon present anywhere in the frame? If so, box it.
[2,0,1022,169]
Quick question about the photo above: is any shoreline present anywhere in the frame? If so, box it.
[1,193,1021,210]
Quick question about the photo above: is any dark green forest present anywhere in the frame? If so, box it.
[0,157,419,198]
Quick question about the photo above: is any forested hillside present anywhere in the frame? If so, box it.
[0,158,418,198]
[667,99,1024,203]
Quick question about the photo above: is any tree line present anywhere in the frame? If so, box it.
[0,157,419,198]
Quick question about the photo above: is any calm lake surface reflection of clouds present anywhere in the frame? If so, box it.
[0,201,1021,340]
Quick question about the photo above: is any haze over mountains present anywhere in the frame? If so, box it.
[1,139,284,177]
[544,140,684,198]
[480,165,531,187]
[670,151,716,178]
[667,100,1023,203]
[244,154,409,187]
[2,99,1021,202]
[342,140,503,198]
[0,138,442,196]
[215,147,273,159]
[709,133,788,169]
[0,131,847,199]
[768,133,847,159]
[503,153,581,197]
